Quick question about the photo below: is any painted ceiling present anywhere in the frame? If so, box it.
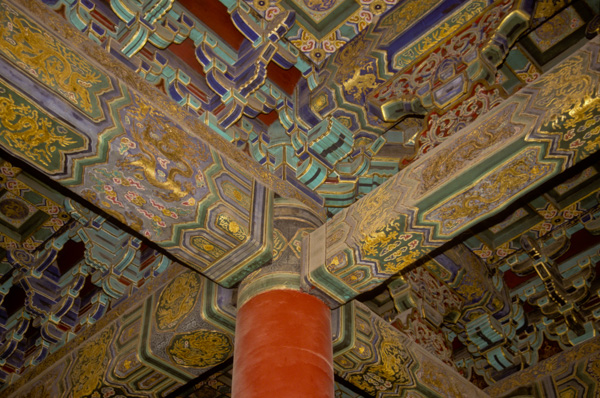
[0,0,599,397]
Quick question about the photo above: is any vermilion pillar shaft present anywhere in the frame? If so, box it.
[232,289,334,398]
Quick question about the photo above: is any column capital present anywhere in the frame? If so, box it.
[238,197,324,307]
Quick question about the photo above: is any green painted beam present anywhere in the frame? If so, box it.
[303,37,600,306]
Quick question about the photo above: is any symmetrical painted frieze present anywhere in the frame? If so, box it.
[32,0,571,211]
[486,336,600,397]
[0,0,281,287]
[303,37,600,306]
[332,300,489,397]
[354,161,600,389]
[2,266,237,397]
[243,0,401,65]
[1,0,600,397]
[0,160,172,387]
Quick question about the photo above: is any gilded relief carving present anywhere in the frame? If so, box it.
[0,80,88,173]
[272,228,286,261]
[533,50,600,164]
[424,148,555,236]
[336,304,419,396]
[368,327,413,386]
[69,328,114,398]
[168,330,233,368]
[0,3,111,119]
[377,0,441,46]
[156,272,203,331]
[216,214,248,241]
[351,178,398,239]
[533,54,598,126]
[118,96,210,203]
[334,31,381,103]
[416,103,522,194]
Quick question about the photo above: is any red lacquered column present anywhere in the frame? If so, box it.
[232,289,333,398]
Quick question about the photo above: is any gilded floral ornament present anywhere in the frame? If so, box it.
[369,1,386,15]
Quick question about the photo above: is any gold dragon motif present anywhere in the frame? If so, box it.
[0,88,86,171]
[118,97,210,202]
[426,148,553,236]
[156,272,202,330]
[352,178,398,239]
[342,68,379,102]
[417,103,520,194]
[0,5,107,115]
[534,54,597,128]
[348,319,414,394]
[69,328,114,398]
[168,329,233,368]
[335,33,380,102]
